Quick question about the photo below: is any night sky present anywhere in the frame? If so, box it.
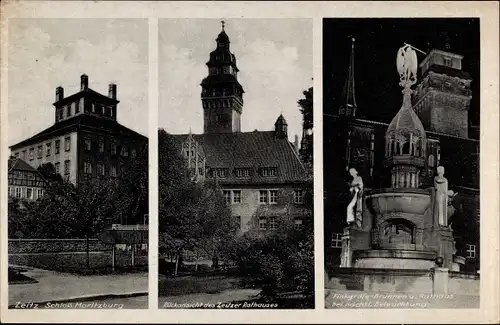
[323,18,480,133]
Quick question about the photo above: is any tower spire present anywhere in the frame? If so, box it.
[221,20,225,31]
[339,37,357,117]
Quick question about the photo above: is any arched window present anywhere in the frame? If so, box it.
[402,141,410,155]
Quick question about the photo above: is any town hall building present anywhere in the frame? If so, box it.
[166,24,310,234]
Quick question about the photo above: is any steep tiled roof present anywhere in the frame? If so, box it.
[8,157,38,173]
[172,131,306,184]
[10,115,147,150]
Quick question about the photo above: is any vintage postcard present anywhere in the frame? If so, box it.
[323,18,481,309]
[5,18,149,309]
[0,1,498,324]
[157,18,314,309]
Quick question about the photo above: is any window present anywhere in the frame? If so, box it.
[37,145,42,159]
[55,140,60,154]
[55,162,60,174]
[15,187,22,198]
[84,138,91,151]
[331,233,342,248]
[66,105,71,117]
[64,137,71,152]
[111,165,117,177]
[269,217,277,230]
[26,188,33,200]
[84,162,92,175]
[269,190,278,204]
[235,168,250,177]
[428,154,435,176]
[466,244,476,259]
[72,102,77,114]
[111,142,117,155]
[8,186,13,197]
[14,152,19,158]
[58,108,64,120]
[295,218,303,230]
[97,163,105,176]
[46,143,52,156]
[223,190,231,204]
[98,138,104,153]
[294,190,304,204]
[213,169,228,178]
[121,146,129,157]
[131,148,137,158]
[64,160,70,175]
[21,150,26,160]
[443,56,452,67]
[233,190,241,203]
[29,148,34,160]
[259,217,267,230]
[262,168,276,177]
[37,189,44,199]
[259,190,268,204]
[198,167,203,176]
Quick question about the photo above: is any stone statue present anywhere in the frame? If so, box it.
[396,44,418,87]
[347,168,364,228]
[434,166,449,226]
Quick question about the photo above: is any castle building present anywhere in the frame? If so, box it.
[9,75,147,185]
[168,24,309,233]
[8,157,46,201]
[324,39,480,271]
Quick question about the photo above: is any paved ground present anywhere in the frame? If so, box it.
[9,265,148,308]
[159,289,261,308]
[325,289,480,309]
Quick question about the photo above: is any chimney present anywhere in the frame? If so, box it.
[294,134,299,153]
[80,74,89,91]
[108,83,117,99]
[55,86,64,102]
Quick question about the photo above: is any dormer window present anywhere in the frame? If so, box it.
[212,168,228,178]
[261,168,277,177]
[235,168,250,177]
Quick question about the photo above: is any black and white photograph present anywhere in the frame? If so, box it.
[7,19,149,309]
[323,18,480,309]
[157,19,314,309]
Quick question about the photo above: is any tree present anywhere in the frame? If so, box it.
[298,87,313,172]
[113,145,149,225]
[158,129,236,275]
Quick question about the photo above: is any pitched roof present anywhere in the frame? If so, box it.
[8,157,38,173]
[172,131,306,184]
[10,115,147,150]
[54,87,119,106]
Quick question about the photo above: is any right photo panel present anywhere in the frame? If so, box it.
[323,18,480,309]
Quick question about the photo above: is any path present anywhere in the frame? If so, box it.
[9,265,148,307]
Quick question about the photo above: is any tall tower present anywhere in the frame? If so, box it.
[338,37,357,117]
[201,21,245,134]
[412,49,472,138]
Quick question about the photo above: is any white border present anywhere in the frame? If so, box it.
[1,1,498,324]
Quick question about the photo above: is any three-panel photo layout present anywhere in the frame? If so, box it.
[6,15,483,313]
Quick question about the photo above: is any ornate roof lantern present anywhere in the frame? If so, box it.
[385,44,427,188]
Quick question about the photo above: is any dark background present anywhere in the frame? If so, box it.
[323,18,480,136]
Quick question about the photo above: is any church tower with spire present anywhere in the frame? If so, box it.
[201,21,245,134]
[338,37,358,117]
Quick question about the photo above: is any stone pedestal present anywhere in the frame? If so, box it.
[432,267,449,294]
[436,227,455,269]
[340,227,352,267]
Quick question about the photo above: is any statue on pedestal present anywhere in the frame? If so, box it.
[434,166,449,226]
[346,168,364,228]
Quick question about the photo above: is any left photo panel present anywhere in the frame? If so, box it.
[7,19,149,309]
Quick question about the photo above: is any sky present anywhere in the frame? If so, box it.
[323,18,480,138]
[8,19,149,147]
[159,19,312,141]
